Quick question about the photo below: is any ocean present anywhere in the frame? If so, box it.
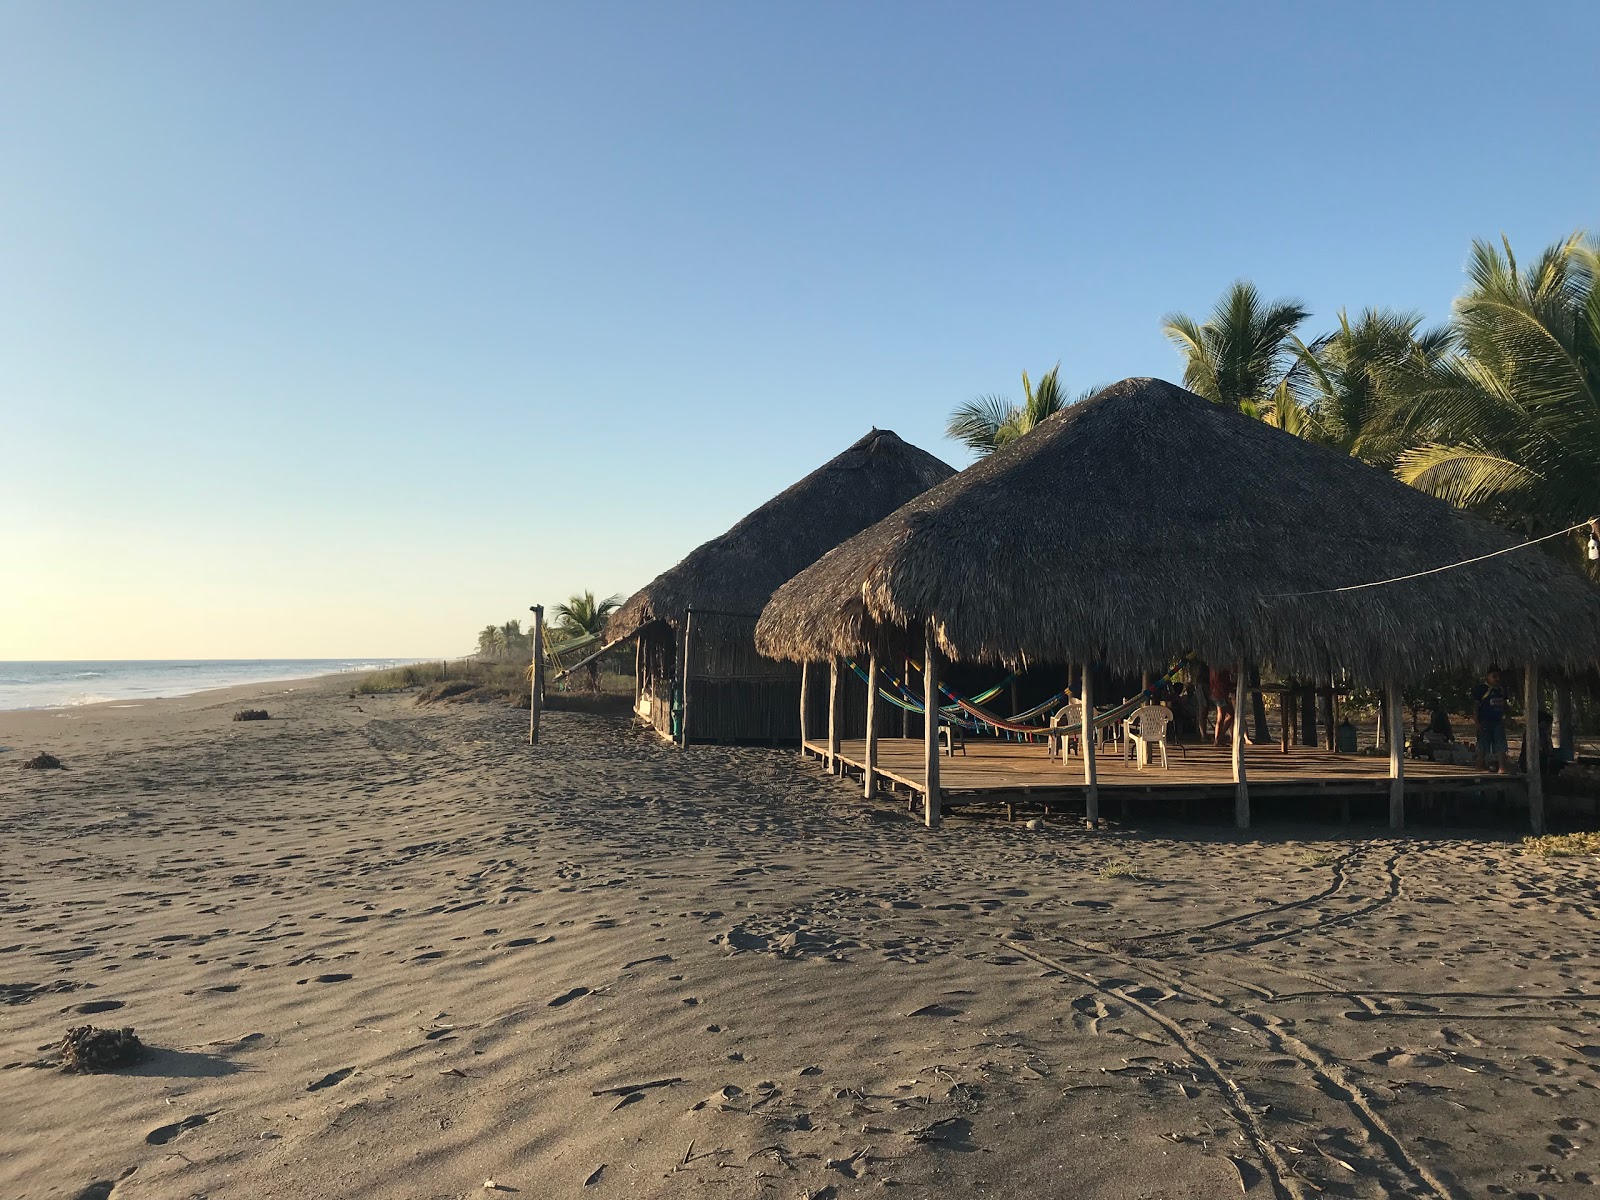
[0,659,427,711]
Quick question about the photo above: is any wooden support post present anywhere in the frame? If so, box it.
[864,649,879,798]
[827,660,842,774]
[1554,677,1574,757]
[902,658,911,740]
[527,605,544,745]
[1193,664,1209,741]
[1081,663,1099,828]
[1232,664,1248,828]
[1387,679,1404,830]
[1527,663,1545,835]
[1279,692,1290,754]
[633,636,643,717]
[923,627,941,828]
[679,610,694,749]
[798,661,810,757]
[1321,675,1336,752]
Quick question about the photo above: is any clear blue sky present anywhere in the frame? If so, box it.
[4,2,1596,658]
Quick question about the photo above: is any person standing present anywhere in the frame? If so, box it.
[1209,665,1237,747]
[1471,666,1510,773]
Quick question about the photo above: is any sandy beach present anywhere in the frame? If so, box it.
[4,679,1600,1199]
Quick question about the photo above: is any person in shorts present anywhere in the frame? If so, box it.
[1470,667,1510,772]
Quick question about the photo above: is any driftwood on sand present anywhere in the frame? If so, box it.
[21,752,64,769]
[58,1026,146,1073]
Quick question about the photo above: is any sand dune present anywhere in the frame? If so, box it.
[3,679,1599,1198]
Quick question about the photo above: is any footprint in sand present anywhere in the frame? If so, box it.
[145,1112,215,1145]
[307,1067,354,1092]
[548,987,590,1007]
[71,1000,125,1015]
[1559,1117,1593,1132]
[502,936,553,948]
[295,973,353,985]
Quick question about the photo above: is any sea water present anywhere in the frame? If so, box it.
[0,659,426,711]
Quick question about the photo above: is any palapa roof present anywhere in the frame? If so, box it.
[755,378,1600,680]
[608,429,955,641]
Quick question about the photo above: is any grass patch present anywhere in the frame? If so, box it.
[1300,849,1340,868]
[1097,860,1137,880]
[354,660,635,711]
[353,662,449,694]
[1523,832,1600,857]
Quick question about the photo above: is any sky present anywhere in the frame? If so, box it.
[3,1,1597,660]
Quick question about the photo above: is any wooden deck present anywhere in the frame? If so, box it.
[803,736,1509,801]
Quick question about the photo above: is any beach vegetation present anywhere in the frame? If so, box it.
[945,364,1100,457]
[1161,281,1312,424]
[1522,831,1600,857]
[1378,233,1600,564]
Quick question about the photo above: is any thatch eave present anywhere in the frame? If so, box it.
[755,378,1600,681]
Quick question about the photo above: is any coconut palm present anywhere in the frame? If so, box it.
[1378,232,1600,561]
[499,620,527,657]
[552,592,624,690]
[1163,282,1311,423]
[476,625,502,659]
[1293,308,1453,462]
[946,364,1096,457]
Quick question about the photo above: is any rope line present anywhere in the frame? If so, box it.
[1263,517,1596,600]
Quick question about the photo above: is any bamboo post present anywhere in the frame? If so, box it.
[1321,672,1336,752]
[1278,691,1290,754]
[1387,680,1405,830]
[864,649,879,799]
[1081,663,1099,828]
[1526,663,1545,835]
[827,660,842,774]
[1193,663,1209,741]
[679,610,694,749]
[527,605,544,745]
[798,661,810,758]
[923,627,941,829]
[1232,664,1248,828]
[633,637,643,717]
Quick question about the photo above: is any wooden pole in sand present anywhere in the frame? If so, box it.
[1232,664,1249,828]
[1526,663,1545,835]
[1386,679,1405,830]
[679,610,694,749]
[923,626,941,829]
[1081,663,1099,828]
[528,604,544,745]
[798,661,810,758]
[828,660,842,774]
[864,648,879,799]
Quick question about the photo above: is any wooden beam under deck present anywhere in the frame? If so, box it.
[801,737,1512,802]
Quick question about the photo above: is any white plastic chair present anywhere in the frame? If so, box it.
[1125,704,1173,770]
[1048,699,1083,759]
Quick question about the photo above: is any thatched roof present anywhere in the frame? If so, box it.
[609,429,955,641]
[756,378,1600,680]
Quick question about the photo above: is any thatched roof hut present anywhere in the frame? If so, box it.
[613,428,955,743]
[756,378,1600,681]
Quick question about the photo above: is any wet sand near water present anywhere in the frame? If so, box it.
[3,678,1599,1198]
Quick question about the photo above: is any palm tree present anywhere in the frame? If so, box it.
[476,625,501,659]
[500,620,527,658]
[1293,308,1453,462]
[1378,232,1599,562]
[946,364,1095,457]
[552,592,624,690]
[1162,282,1311,422]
